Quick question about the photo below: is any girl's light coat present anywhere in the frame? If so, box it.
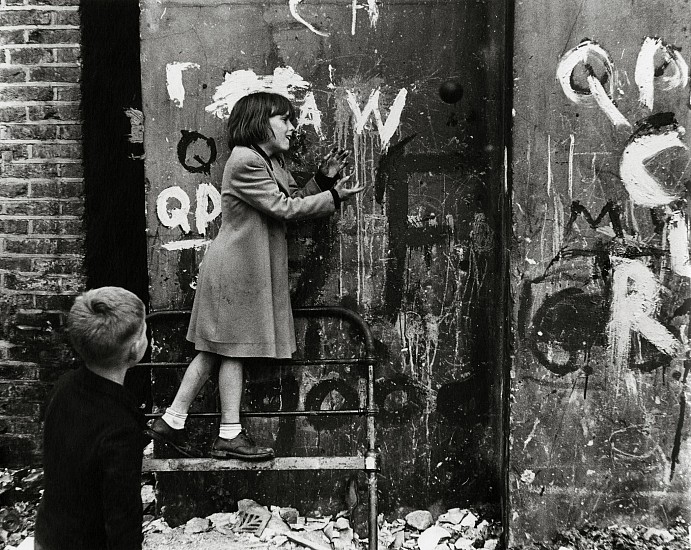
[187,145,336,358]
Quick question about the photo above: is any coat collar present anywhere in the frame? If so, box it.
[250,144,289,197]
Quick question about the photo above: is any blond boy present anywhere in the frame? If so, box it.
[35,287,149,550]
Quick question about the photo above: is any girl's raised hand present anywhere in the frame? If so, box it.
[319,147,350,178]
[333,173,365,202]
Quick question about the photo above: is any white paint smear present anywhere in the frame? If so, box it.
[635,37,660,110]
[157,185,191,233]
[289,0,329,37]
[557,40,615,104]
[205,67,311,119]
[619,129,687,207]
[166,62,200,108]
[195,183,221,235]
[345,87,408,151]
[635,37,689,110]
[351,0,380,35]
[667,210,691,278]
[162,238,212,251]
[608,257,683,371]
[297,91,324,138]
[587,74,631,129]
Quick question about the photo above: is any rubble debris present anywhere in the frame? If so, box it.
[184,516,212,534]
[417,525,451,550]
[522,518,691,550]
[406,510,434,531]
[0,468,44,550]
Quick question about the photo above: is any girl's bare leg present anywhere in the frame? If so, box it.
[168,351,219,413]
[212,357,274,458]
[218,357,244,424]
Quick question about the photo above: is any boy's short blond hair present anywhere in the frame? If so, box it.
[67,286,145,365]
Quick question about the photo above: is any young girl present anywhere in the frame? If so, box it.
[148,92,364,459]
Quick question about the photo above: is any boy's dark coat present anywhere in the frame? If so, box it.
[35,367,148,550]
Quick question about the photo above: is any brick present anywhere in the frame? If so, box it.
[32,218,83,235]
[0,417,43,436]
[0,123,57,140]
[59,200,83,216]
[55,46,79,63]
[54,85,78,101]
[31,0,79,5]
[3,200,60,215]
[56,162,81,177]
[0,219,29,234]
[0,143,29,158]
[52,11,79,26]
[0,182,28,197]
[0,30,25,46]
[0,66,27,83]
[27,28,79,44]
[31,143,81,159]
[8,47,54,64]
[0,10,52,26]
[5,271,84,292]
[15,309,64,329]
[29,180,83,198]
[0,85,53,101]
[0,366,39,381]
[0,381,50,401]
[3,237,57,253]
[0,293,35,309]
[0,400,42,418]
[0,256,32,270]
[1,162,59,178]
[28,103,80,121]
[29,66,79,83]
[34,293,77,310]
[57,123,80,139]
[55,236,83,254]
[33,255,82,271]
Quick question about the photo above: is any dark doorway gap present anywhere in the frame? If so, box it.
[80,0,151,407]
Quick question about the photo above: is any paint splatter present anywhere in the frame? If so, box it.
[619,126,687,207]
[608,257,683,371]
[205,67,311,119]
[166,62,200,108]
[635,37,688,111]
[557,39,630,128]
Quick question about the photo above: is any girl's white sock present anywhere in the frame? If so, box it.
[161,408,188,430]
[218,423,242,440]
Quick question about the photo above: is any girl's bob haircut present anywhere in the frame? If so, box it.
[227,92,296,149]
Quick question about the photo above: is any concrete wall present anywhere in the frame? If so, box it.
[0,0,84,466]
[511,0,691,544]
[140,0,509,523]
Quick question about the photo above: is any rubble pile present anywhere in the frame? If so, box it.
[0,468,43,550]
[143,499,502,550]
[521,518,691,550]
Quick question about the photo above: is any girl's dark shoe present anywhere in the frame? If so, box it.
[145,417,202,458]
[210,430,275,460]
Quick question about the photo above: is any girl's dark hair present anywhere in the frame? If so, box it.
[227,92,296,149]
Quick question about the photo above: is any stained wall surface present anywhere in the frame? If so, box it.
[511,0,691,544]
[140,0,508,522]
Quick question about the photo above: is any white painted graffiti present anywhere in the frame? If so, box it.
[289,0,379,37]
[159,65,408,249]
[166,62,200,108]
[556,36,691,368]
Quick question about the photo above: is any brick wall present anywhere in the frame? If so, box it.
[0,0,84,466]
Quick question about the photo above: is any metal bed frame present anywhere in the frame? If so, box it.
[140,306,380,549]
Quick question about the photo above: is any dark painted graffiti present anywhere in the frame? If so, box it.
[528,287,607,376]
[565,200,624,238]
[177,130,217,174]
